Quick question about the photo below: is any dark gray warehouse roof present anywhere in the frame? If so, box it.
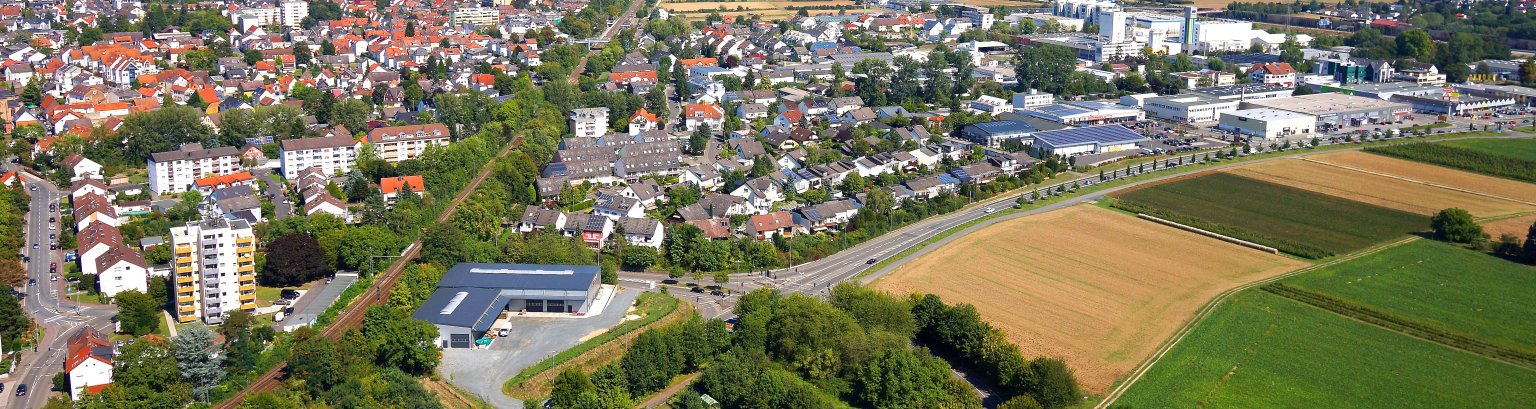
[1032,125,1149,148]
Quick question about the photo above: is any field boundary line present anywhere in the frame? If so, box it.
[1135,213,1280,254]
[1299,157,1536,207]
[1095,236,1418,408]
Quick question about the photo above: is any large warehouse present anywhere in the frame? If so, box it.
[1030,125,1149,157]
[1218,108,1317,140]
[413,263,602,348]
[1241,93,1410,128]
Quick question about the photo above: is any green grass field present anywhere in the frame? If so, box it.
[1440,138,1536,162]
[1115,291,1536,408]
[1282,240,1536,356]
[1111,172,1427,258]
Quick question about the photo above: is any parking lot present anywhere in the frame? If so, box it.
[438,288,642,409]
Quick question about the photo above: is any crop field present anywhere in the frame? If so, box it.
[1112,172,1426,258]
[1440,138,1536,162]
[1115,291,1536,408]
[1306,151,1536,205]
[872,205,1308,392]
[1484,214,1536,239]
[1280,239,1536,356]
[1227,157,1536,218]
[1366,142,1536,184]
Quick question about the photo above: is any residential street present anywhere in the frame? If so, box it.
[3,165,116,409]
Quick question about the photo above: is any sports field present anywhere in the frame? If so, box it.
[1440,138,1536,161]
[1115,291,1536,408]
[872,205,1308,392]
[1281,239,1536,356]
[1112,172,1426,258]
[1228,157,1536,218]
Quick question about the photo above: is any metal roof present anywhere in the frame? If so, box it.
[412,264,600,331]
[1032,125,1149,148]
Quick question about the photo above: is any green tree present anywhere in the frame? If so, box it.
[287,329,344,395]
[1396,29,1435,61]
[1031,357,1080,407]
[1431,208,1484,244]
[171,324,225,401]
[0,290,27,350]
[115,290,161,336]
[1015,45,1076,93]
[109,336,191,405]
[1523,221,1536,263]
[361,307,441,375]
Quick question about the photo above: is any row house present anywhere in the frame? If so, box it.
[792,199,862,232]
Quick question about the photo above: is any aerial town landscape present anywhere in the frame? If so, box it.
[1,0,1536,407]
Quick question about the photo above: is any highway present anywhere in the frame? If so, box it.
[2,165,116,409]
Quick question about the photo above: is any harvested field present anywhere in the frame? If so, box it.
[957,0,1042,6]
[872,205,1308,393]
[1226,158,1536,218]
[1307,151,1536,205]
[1113,172,1426,258]
[1485,214,1536,239]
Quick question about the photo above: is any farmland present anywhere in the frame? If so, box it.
[1280,239,1536,356]
[659,1,870,20]
[1227,157,1536,218]
[872,205,1308,393]
[1115,291,1536,408]
[1366,142,1536,184]
[1305,151,1536,205]
[1440,138,1536,162]
[1484,214,1536,239]
[1111,172,1426,258]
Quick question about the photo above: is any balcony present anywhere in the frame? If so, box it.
[238,283,256,292]
[176,274,195,284]
[237,264,255,273]
[237,255,254,264]
[238,293,257,302]
[177,294,195,303]
[176,255,194,263]
[178,304,196,313]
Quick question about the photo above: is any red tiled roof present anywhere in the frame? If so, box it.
[380,176,425,194]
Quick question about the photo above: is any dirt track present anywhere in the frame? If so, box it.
[873,205,1307,393]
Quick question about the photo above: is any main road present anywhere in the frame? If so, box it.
[2,165,116,409]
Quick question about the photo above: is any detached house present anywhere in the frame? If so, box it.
[1248,62,1296,87]
[745,211,797,240]
[65,328,114,401]
[380,176,426,205]
[684,103,725,132]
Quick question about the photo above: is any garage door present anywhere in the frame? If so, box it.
[449,333,472,349]
[526,299,545,313]
[547,300,565,313]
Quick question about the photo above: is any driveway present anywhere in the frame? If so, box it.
[255,170,291,220]
[439,288,643,409]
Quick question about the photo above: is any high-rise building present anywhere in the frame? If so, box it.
[170,214,257,324]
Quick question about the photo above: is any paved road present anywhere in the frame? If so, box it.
[255,169,290,220]
[2,166,115,408]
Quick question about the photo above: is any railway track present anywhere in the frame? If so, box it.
[216,135,523,408]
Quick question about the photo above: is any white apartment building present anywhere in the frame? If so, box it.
[170,215,257,324]
[280,133,360,179]
[1014,89,1055,109]
[147,144,242,196]
[451,7,502,27]
[960,5,995,30]
[95,245,149,297]
[570,107,610,138]
[231,0,308,30]
[366,123,452,163]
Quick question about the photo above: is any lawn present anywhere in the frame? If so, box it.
[1111,172,1427,258]
[1116,291,1536,408]
[1440,138,1536,162]
[1281,239,1536,356]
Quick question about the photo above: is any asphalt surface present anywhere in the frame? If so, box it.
[439,289,641,409]
[255,169,290,220]
[3,166,116,408]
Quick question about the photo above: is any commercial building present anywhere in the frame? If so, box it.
[170,214,257,324]
[1454,83,1536,107]
[1021,101,1144,126]
[366,123,452,163]
[1013,89,1055,109]
[1218,108,1317,140]
[147,144,242,196]
[1029,125,1149,157]
[280,132,359,179]
[960,120,1038,147]
[1315,81,1442,100]
[450,7,502,28]
[1188,83,1294,102]
[412,263,603,348]
[1241,93,1411,128]
[1394,94,1516,115]
[1141,94,1240,124]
